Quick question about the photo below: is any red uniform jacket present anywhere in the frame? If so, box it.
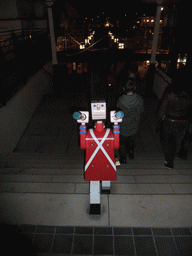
[79,122,120,181]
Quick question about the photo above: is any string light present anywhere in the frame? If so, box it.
[80,44,85,49]
[109,31,123,49]
[118,43,124,49]
[81,31,95,49]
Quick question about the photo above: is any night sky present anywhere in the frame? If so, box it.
[60,0,157,19]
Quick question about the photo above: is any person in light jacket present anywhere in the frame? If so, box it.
[116,77,144,163]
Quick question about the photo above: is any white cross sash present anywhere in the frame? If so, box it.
[85,129,116,171]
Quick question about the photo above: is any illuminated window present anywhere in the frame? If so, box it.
[147,20,149,22]
[105,21,110,27]
[73,62,76,70]
[118,43,124,49]
[184,54,187,63]
[151,20,154,23]
[137,21,140,23]
[160,20,163,23]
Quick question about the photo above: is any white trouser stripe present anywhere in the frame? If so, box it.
[90,181,100,204]
[85,129,116,171]
[102,181,111,190]
[85,129,110,171]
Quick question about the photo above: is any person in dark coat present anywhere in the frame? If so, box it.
[157,81,192,169]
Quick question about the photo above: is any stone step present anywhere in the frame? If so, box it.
[1,173,192,183]
[0,170,192,194]
[0,180,191,195]
[5,158,84,164]
[1,167,192,175]
[3,163,84,168]
[1,153,191,195]
[6,152,84,158]
[3,161,192,169]
[6,155,191,163]
[6,152,192,161]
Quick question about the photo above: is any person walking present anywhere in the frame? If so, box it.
[116,76,144,163]
[157,82,192,169]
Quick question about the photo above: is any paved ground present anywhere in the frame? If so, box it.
[1,91,192,255]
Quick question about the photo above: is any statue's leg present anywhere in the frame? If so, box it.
[90,181,100,214]
[101,181,111,194]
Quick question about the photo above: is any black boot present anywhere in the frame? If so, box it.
[120,157,126,164]
[129,150,134,159]
[90,204,101,215]
[177,150,188,160]
[164,161,174,169]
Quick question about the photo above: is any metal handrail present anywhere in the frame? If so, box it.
[0,27,48,61]
[0,27,46,33]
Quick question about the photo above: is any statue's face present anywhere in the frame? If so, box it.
[91,101,106,120]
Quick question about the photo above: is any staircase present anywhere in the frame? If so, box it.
[1,149,192,227]
[1,91,192,227]
[1,151,192,194]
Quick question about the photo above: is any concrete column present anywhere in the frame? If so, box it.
[146,0,163,96]
[150,0,163,64]
[46,0,58,65]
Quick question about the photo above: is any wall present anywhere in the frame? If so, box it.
[153,67,172,100]
[0,0,22,34]
[0,0,47,34]
[0,61,53,163]
[0,0,48,58]
[0,0,19,19]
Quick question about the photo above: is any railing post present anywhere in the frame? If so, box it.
[46,0,58,65]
